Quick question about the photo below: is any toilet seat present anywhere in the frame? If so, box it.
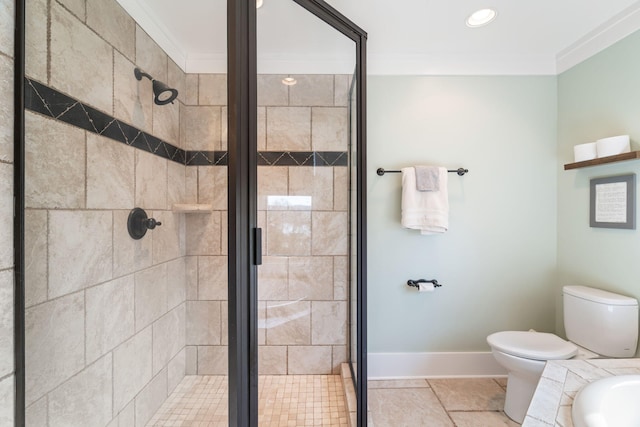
[487,331,578,361]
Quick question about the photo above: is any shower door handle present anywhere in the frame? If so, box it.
[254,227,262,266]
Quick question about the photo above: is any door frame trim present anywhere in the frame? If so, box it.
[14,0,26,424]
[228,0,259,425]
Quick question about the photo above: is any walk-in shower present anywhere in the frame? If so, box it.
[14,0,366,425]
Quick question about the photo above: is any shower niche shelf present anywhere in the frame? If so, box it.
[564,151,640,170]
[172,204,213,213]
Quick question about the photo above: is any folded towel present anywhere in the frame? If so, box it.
[401,167,449,234]
[415,165,440,191]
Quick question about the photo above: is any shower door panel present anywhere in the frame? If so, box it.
[254,1,365,425]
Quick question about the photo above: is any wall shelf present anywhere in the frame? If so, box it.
[172,204,213,213]
[564,151,640,170]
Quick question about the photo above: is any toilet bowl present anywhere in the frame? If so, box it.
[487,286,639,424]
[487,331,577,423]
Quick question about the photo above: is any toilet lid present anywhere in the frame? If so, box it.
[487,331,578,361]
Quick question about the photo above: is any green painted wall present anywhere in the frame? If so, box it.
[557,30,640,347]
[368,76,558,352]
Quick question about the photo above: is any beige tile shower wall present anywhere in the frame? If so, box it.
[0,0,14,423]
[260,74,350,375]
[181,72,227,376]
[185,73,351,376]
[23,1,189,426]
[24,112,188,426]
[259,164,349,376]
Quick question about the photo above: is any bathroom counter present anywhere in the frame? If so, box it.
[522,358,640,426]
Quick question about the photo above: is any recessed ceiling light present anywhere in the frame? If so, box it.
[282,77,297,86]
[466,8,497,28]
[256,0,264,9]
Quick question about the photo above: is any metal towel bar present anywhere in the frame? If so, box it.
[377,167,468,176]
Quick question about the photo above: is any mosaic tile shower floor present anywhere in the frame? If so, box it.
[146,375,349,427]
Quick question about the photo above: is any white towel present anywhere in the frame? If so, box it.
[401,167,449,234]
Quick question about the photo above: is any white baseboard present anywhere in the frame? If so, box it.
[368,352,507,379]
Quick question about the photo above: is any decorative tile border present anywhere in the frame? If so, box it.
[25,78,186,164]
[24,78,348,168]
[258,151,347,167]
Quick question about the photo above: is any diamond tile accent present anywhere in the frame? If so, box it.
[316,151,348,166]
[99,118,126,142]
[258,151,287,166]
[26,79,76,118]
[118,121,143,145]
[258,151,348,167]
[57,103,95,132]
[130,132,152,152]
[185,151,228,166]
[83,104,115,134]
[289,151,315,166]
[24,82,55,117]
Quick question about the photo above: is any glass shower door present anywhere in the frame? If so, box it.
[253,0,366,425]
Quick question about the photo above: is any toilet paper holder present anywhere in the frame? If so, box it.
[407,279,442,289]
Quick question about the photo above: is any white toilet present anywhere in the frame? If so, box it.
[487,285,639,423]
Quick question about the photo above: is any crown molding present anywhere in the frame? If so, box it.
[186,52,558,76]
[367,52,557,76]
[556,2,640,74]
[184,53,227,74]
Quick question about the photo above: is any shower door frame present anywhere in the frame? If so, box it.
[14,0,27,425]
[228,0,368,426]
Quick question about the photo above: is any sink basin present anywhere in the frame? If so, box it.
[572,375,640,427]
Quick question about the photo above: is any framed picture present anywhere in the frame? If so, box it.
[590,174,636,229]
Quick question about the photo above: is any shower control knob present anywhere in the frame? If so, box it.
[145,218,161,229]
[127,207,161,240]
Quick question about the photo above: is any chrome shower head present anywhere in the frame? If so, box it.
[134,67,179,105]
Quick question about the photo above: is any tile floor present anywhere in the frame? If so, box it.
[148,375,517,427]
[367,378,520,427]
[146,375,349,426]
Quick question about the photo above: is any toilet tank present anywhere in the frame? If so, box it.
[563,286,639,358]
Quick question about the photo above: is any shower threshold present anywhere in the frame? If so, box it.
[146,374,349,426]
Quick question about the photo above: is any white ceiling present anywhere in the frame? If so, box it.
[116,0,640,75]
